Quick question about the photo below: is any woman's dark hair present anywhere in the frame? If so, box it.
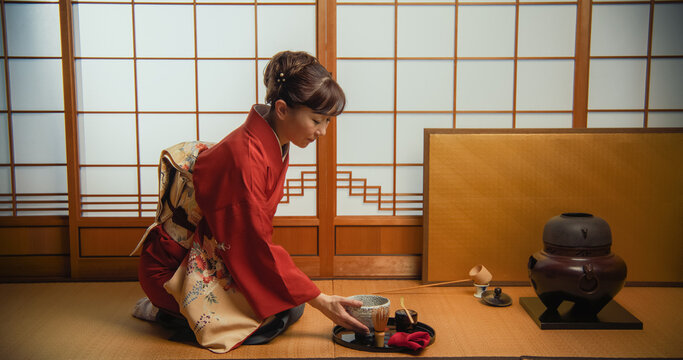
[264,51,346,116]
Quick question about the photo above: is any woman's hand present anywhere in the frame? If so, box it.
[308,293,370,334]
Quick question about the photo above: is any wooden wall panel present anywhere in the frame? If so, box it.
[80,227,146,257]
[333,255,420,278]
[79,226,318,257]
[272,226,318,255]
[72,226,321,279]
[0,227,69,255]
[0,256,70,278]
[336,226,422,255]
[72,255,319,280]
[424,129,683,283]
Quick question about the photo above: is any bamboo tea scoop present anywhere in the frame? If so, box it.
[400,297,415,324]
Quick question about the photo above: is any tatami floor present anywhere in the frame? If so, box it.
[0,280,681,359]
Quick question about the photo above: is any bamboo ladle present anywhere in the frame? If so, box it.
[373,264,493,294]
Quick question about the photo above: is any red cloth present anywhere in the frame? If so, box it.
[193,105,321,320]
[387,331,431,351]
[138,225,189,314]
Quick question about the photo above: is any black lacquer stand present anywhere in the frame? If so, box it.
[520,297,643,330]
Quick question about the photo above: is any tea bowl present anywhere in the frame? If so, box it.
[344,295,391,331]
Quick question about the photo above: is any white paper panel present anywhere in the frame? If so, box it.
[396,113,452,164]
[81,196,138,203]
[258,60,268,104]
[337,60,394,111]
[337,189,394,216]
[138,114,197,165]
[135,0,192,3]
[198,60,256,111]
[134,5,195,58]
[17,210,68,216]
[15,166,67,193]
[9,59,64,111]
[17,198,67,210]
[198,114,245,143]
[139,166,158,195]
[648,112,683,128]
[289,137,317,165]
[398,0,454,2]
[455,113,513,128]
[515,113,573,128]
[459,0,515,2]
[337,114,394,164]
[260,0,315,3]
[648,59,683,110]
[82,203,137,211]
[397,6,455,58]
[75,60,135,111]
[80,167,138,194]
[652,4,683,56]
[0,60,6,110]
[588,59,646,110]
[591,4,650,56]
[518,5,576,57]
[337,165,394,216]
[12,113,66,164]
[276,189,317,216]
[519,0,575,3]
[0,167,11,194]
[457,6,516,57]
[197,0,252,3]
[136,60,196,111]
[396,166,422,194]
[6,4,61,57]
[0,114,8,163]
[338,0,393,3]
[257,6,316,59]
[72,4,133,57]
[78,114,137,165]
[141,196,157,210]
[587,112,644,128]
[397,60,453,111]
[197,5,255,58]
[456,60,514,111]
[275,166,316,216]
[77,0,131,3]
[82,211,140,217]
[338,5,394,58]
[516,60,574,111]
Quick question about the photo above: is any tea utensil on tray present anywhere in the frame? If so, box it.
[373,307,389,347]
[399,297,415,324]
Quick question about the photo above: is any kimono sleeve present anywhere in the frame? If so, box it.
[201,198,320,319]
[192,143,320,320]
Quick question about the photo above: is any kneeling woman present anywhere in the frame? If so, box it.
[135,51,369,352]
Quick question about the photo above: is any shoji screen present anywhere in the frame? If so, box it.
[588,1,683,128]
[336,0,578,218]
[1,1,68,216]
[72,0,318,218]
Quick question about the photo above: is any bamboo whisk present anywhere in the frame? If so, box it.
[372,307,389,348]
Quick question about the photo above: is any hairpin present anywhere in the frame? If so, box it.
[276,72,286,83]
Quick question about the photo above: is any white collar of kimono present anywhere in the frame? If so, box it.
[255,104,289,162]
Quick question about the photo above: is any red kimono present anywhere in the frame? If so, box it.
[192,105,320,319]
[139,105,320,323]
